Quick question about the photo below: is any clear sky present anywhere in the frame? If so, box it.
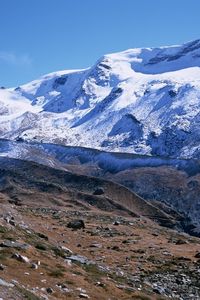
[0,0,200,87]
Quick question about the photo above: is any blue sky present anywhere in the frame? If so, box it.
[0,0,200,87]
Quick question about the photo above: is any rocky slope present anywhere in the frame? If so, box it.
[1,158,200,299]
[1,39,200,158]
[0,157,181,228]
[0,140,199,235]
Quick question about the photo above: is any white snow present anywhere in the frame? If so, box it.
[1,39,200,158]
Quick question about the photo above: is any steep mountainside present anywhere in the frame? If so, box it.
[0,140,199,235]
[0,156,181,229]
[1,39,200,158]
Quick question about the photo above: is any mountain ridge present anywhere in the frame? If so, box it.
[1,39,200,158]
[1,138,200,233]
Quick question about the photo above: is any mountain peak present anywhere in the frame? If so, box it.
[102,39,200,75]
[0,39,200,159]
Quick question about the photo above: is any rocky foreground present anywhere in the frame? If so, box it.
[1,190,200,299]
[0,158,200,299]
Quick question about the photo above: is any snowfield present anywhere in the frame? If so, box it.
[1,39,200,158]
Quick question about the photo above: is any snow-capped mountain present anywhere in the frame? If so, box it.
[1,39,200,158]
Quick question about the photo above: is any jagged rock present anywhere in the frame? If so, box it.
[111,245,120,251]
[60,246,73,254]
[3,215,16,226]
[0,240,29,250]
[152,233,159,237]
[37,232,49,240]
[79,293,90,299]
[153,285,166,295]
[162,251,172,256]
[194,252,200,258]
[46,287,53,294]
[31,263,38,269]
[68,255,94,265]
[93,188,104,195]
[57,283,71,293]
[96,281,105,287]
[12,253,30,263]
[67,219,85,230]
[0,278,14,287]
[113,221,120,226]
[0,264,5,271]
[89,243,102,248]
[175,239,188,245]
[9,220,16,226]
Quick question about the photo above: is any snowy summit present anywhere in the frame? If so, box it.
[1,39,200,158]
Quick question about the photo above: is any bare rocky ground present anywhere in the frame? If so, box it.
[1,202,200,300]
[0,159,200,299]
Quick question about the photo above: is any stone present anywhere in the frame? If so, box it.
[152,232,159,236]
[31,263,38,269]
[175,239,188,245]
[12,253,30,263]
[0,278,14,287]
[153,286,166,295]
[9,220,16,226]
[68,255,94,265]
[46,287,53,294]
[67,219,85,230]
[89,243,102,249]
[111,246,120,251]
[65,259,72,266]
[0,264,5,271]
[3,215,16,226]
[57,283,71,293]
[0,240,29,250]
[93,188,104,195]
[79,293,90,298]
[195,252,200,258]
[3,216,10,223]
[60,246,73,254]
[96,281,105,287]
[37,233,49,240]
[113,221,120,226]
